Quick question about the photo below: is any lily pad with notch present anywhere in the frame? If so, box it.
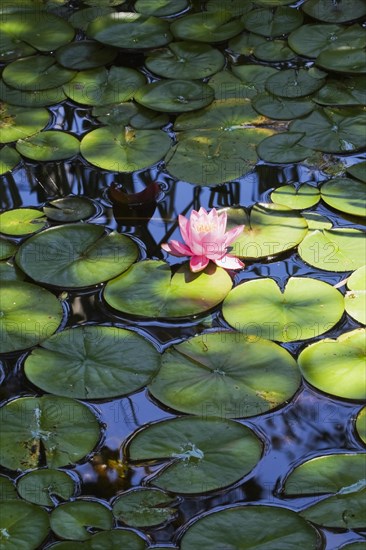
[16,224,139,288]
[242,7,303,37]
[2,56,76,92]
[288,23,345,58]
[253,39,296,62]
[0,145,20,175]
[0,104,50,144]
[300,487,366,529]
[43,197,97,223]
[302,0,366,23]
[313,76,366,106]
[0,208,47,236]
[55,41,117,70]
[0,79,67,108]
[50,500,113,541]
[271,184,320,210]
[228,31,267,56]
[92,102,169,129]
[265,68,326,99]
[170,11,245,43]
[17,469,76,506]
[112,487,178,528]
[16,131,80,162]
[320,177,366,217]
[0,396,100,470]
[0,501,50,549]
[252,92,314,120]
[135,0,189,16]
[134,80,214,113]
[344,266,366,325]
[126,416,262,493]
[257,132,313,163]
[231,64,278,98]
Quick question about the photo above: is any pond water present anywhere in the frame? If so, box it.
[0,1,365,549]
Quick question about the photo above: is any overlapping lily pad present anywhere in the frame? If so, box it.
[222,277,344,342]
[170,12,245,42]
[356,407,366,445]
[43,197,97,222]
[104,260,232,319]
[288,24,344,58]
[345,266,366,325]
[0,476,17,501]
[271,184,320,209]
[0,501,50,549]
[24,326,161,399]
[149,332,300,416]
[126,417,262,493]
[347,161,366,183]
[135,0,188,16]
[206,0,253,16]
[134,80,214,113]
[253,39,296,62]
[313,77,366,106]
[302,0,366,23]
[228,31,267,56]
[3,56,76,91]
[252,93,314,120]
[55,41,117,70]
[301,487,366,528]
[16,131,80,162]
[0,260,26,282]
[112,488,178,527]
[0,237,16,260]
[0,396,100,470]
[0,104,50,144]
[0,208,47,236]
[0,79,67,107]
[68,7,114,31]
[265,68,326,98]
[16,224,139,288]
[320,178,366,217]
[0,145,20,174]
[243,7,303,37]
[231,64,278,98]
[0,281,63,353]
[298,328,366,399]
[257,132,313,163]
[17,469,76,506]
[50,501,113,540]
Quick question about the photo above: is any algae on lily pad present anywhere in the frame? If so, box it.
[0,396,100,470]
[126,417,262,493]
[112,487,178,528]
[0,501,50,550]
[345,266,366,325]
[298,328,366,400]
[50,500,113,541]
[0,145,20,175]
[16,224,139,288]
[222,277,344,342]
[0,104,50,144]
[320,178,366,217]
[17,469,76,506]
[271,184,320,210]
[134,80,214,113]
[149,331,300,417]
[24,326,161,399]
[43,197,97,222]
[16,131,80,162]
[0,208,47,236]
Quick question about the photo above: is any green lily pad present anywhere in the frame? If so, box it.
[89,530,148,549]
[243,7,303,37]
[231,64,278,98]
[85,0,125,5]
[222,277,344,342]
[347,161,366,183]
[290,108,366,153]
[134,80,214,113]
[0,237,16,260]
[127,417,262,493]
[313,76,366,106]
[149,331,300,417]
[302,212,332,231]
[16,131,80,162]
[340,544,366,550]
[298,228,366,271]
[17,469,76,506]
[207,71,247,101]
[288,23,344,58]
[165,128,273,185]
[252,92,314,120]
[92,102,169,129]
[253,39,296,62]
[265,68,326,98]
[271,184,320,209]
[64,67,145,106]
[112,488,177,527]
[283,454,366,495]
[104,260,232,318]
[24,326,160,399]
[0,501,49,549]
[55,41,117,70]
[345,266,366,325]
[0,280,63,353]
[302,0,366,23]
[0,79,67,107]
[228,31,267,56]
[206,0,253,16]
[170,12,245,43]
[321,177,366,217]
[145,42,225,80]
[0,260,26,282]
[0,208,47,236]
[16,224,139,288]
[0,396,100,470]
[0,476,18,501]
[0,104,50,144]
[301,487,366,528]
[0,146,20,175]
[257,132,313,163]
[81,127,171,172]
[43,197,97,222]
[87,12,172,49]
[226,203,308,259]
[298,328,365,399]
[317,43,366,74]
[135,0,189,16]
[68,7,114,32]
[0,32,36,62]
[356,407,366,444]
[3,56,76,91]
[180,506,319,549]
[50,501,113,541]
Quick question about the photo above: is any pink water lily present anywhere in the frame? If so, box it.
[162,207,245,272]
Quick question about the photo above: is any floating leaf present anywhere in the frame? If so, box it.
[0,501,49,549]
[222,277,344,342]
[50,501,113,541]
[0,260,26,282]
[0,208,47,236]
[265,68,325,98]
[317,45,366,74]
[298,228,366,271]
[16,131,80,162]
[0,238,16,260]
[0,396,100,470]
[313,77,366,106]
[68,7,114,32]
[0,104,50,144]
[104,260,232,318]
[340,543,366,550]
[257,132,313,163]
[345,266,366,325]
[134,80,214,113]
[320,178,366,217]
[254,39,296,62]
[0,79,67,108]
[180,506,319,549]
[92,102,169,129]
[231,64,278,98]
[17,469,76,506]
[243,7,303,37]
[228,31,267,56]
[301,488,366,528]
[347,161,366,183]
[356,407,366,445]
[0,146,20,175]
[288,23,344,58]
[43,197,97,222]
[127,417,262,493]
[206,0,253,16]
[89,530,148,549]
[3,56,76,91]
[298,328,366,399]
[113,488,177,527]
[149,332,300,417]
[302,212,332,231]
[271,184,320,209]
[16,224,139,288]
[302,0,366,23]
[55,41,117,70]
[135,0,188,16]
[252,92,314,120]
[0,281,63,353]
[0,476,18,501]
[24,326,160,399]
[170,12,245,43]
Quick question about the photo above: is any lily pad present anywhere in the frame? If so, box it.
[92,102,169,129]
[16,131,80,162]
[180,505,319,549]
[257,132,313,163]
[90,530,148,549]
[288,23,344,58]
[0,208,47,236]
[134,80,214,113]
[321,178,366,217]
[55,41,117,70]
[3,56,76,91]
[104,260,232,318]
[0,280,63,353]
[226,203,308,259]
[50,501,113,540]
[68,7,114,32]
[0,260,26,282]
[265,68,325,98]
[17,469,76,506]
[252,92,314,120]
[170,12,245,43]
[253,39,296,62]
[145,42,225,80]
[16,224,139,288]
[149,331,300,417]
[24,326,160,399]
[298,228,366,271]
[316,44,366,74]
[222,277,344,342]
[228,31,267,56]
[81,127,171,172]
[0,146,20,175]
[302,212,332,231]
[206,0,253,16]
[0,501,49,549]
[0,477,18,501]
[0,396,100,470]
[0,79,67,108]
[345,266,366,325]
[0,238,16,260]
[313,76,366,106]
[112,488,177,527]
[43,197,97,222]
[0,104,50,144]
[271,184,320,210]
[87,12,172,49]
[243,7,303,37]
[298,328,365,399]
[347,161,366,183]
[301,487,366,528]
[356,407,366,445]
[302,0,366,23]
[231,64,278,98]
[135,0,188,16]
[126,417,262,493]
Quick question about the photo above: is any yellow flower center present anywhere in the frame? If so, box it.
[194,222,217,233]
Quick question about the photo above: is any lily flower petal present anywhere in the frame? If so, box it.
[214,255,244,270]
[224,224,245,246]
[161,240,192,257]
[190,255,210,272]
[178,214,191,245]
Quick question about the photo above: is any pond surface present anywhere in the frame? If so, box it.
[0,1,365,549]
